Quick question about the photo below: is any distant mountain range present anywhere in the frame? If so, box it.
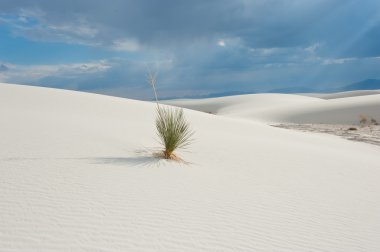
[339,79,380,91]
[161,90,255,100]
[267,87,318,94]
[266,79,380,94]
[269,79,380,94]
[161,79,380,100]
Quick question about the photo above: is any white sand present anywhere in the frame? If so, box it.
[1,83,380,252]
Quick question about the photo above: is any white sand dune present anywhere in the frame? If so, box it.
[1,83,380,252]
[166,93,380,124]
[303,90,380,99]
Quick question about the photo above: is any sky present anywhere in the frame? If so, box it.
[1,0,380,99]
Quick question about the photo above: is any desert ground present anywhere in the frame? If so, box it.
[273,124,380,147]
[1,83,380,252]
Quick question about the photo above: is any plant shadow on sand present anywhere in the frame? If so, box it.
[2,149,191,167]
[91,156,159,167]
[89,148,191,167]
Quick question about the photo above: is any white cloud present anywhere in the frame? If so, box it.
[323,57,356,65]
[1,10,100,46]
[111,38,140,52]
[249,47,280,56]
[217,40,226,47]
[0,60,111,83]
[305,43,322,54]
[3,11,144,51]
[47,22,98,38]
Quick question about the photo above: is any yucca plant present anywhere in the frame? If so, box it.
[148,71,194,160]
[155,106,193,159]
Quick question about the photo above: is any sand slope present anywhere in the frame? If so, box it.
[1,83,380,252]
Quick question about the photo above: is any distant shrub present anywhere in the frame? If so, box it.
[359,115,368,127]
[348,127,357,131]
[370,118,379,125]
[148,71,194,160]
[359,115,379,127]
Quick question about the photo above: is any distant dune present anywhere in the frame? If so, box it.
[166,92,380,124]
[160,79,380,100]
[302,90,380,99]
[1,83,380,252]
